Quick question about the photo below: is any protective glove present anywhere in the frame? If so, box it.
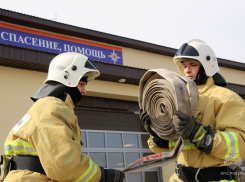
[99,166,125,182]
[139,109,169,149]
[172,110,215,154]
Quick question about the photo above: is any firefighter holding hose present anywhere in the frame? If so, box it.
[140,39,245,182]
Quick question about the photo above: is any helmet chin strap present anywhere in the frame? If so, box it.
[194,66,207,85]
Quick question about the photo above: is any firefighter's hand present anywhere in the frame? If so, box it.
[150,135,169,149]
[172,110,200,140]
[139,109,157,137]
[99,166,125,182]
[140,109,169,148]
[173,110,215,154]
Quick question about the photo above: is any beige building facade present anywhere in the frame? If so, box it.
[1,8,245,182]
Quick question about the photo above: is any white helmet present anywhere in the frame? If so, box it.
[44,52,100,87]
[173,39,220,76]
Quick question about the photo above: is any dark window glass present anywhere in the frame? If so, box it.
[107,133,123,148]
[141,134,150,149]
[123,133,139,148]
[89,152,107,168]
[143,152,153,157]
[126,173,142,182]
[242,160,245,167]
[81,132,87,148]
[88,132,105,148]
[108,152,124,168]
[145,171,158,182]
[125,152,140,167]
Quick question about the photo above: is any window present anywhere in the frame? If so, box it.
[89,152,107,167]
[88,132,105,148]
[123,133,139,148]
[241,160,245,171]
[107,133,123,148]
[81,130,162,182]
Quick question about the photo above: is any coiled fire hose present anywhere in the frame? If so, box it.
[122,69,199,173]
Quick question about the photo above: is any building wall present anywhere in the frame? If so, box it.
[1,23,245,181]
[123,47,178,71]
[3,21,243,85]
[86,80,138,101]
[2,65,244,181]
[0,66,45,154]
[122,47,245,85]
[219,67,245,85]
[0,66,139,155]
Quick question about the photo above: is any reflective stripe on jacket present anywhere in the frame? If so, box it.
[4,141,37,156]
[4,95,101,182]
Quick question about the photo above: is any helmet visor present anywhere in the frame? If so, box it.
[83,59,100,82]
[175,43,199,57]
[85,59,99,71]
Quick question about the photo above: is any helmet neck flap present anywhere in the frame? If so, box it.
[31,81,67,102]
[31,80,84,105]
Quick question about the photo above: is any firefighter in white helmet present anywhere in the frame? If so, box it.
[141,39,245,182]
[3,52,125,182]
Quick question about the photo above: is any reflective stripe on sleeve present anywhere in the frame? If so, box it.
[169,141,176,149]
[220,132,239,161]
[169,140,196,150]
[74,158,98,182]
[4,141,37,156]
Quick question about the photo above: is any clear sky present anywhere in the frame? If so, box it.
[1,0,245,63]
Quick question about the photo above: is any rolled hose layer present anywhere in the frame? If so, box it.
[142,78,177,140]
[122,69,198,173]
[139,69,199,139]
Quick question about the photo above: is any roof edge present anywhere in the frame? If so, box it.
[1,8,245,71]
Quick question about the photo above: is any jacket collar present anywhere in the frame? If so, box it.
[64,94,75,110]
[196,77,214,94]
